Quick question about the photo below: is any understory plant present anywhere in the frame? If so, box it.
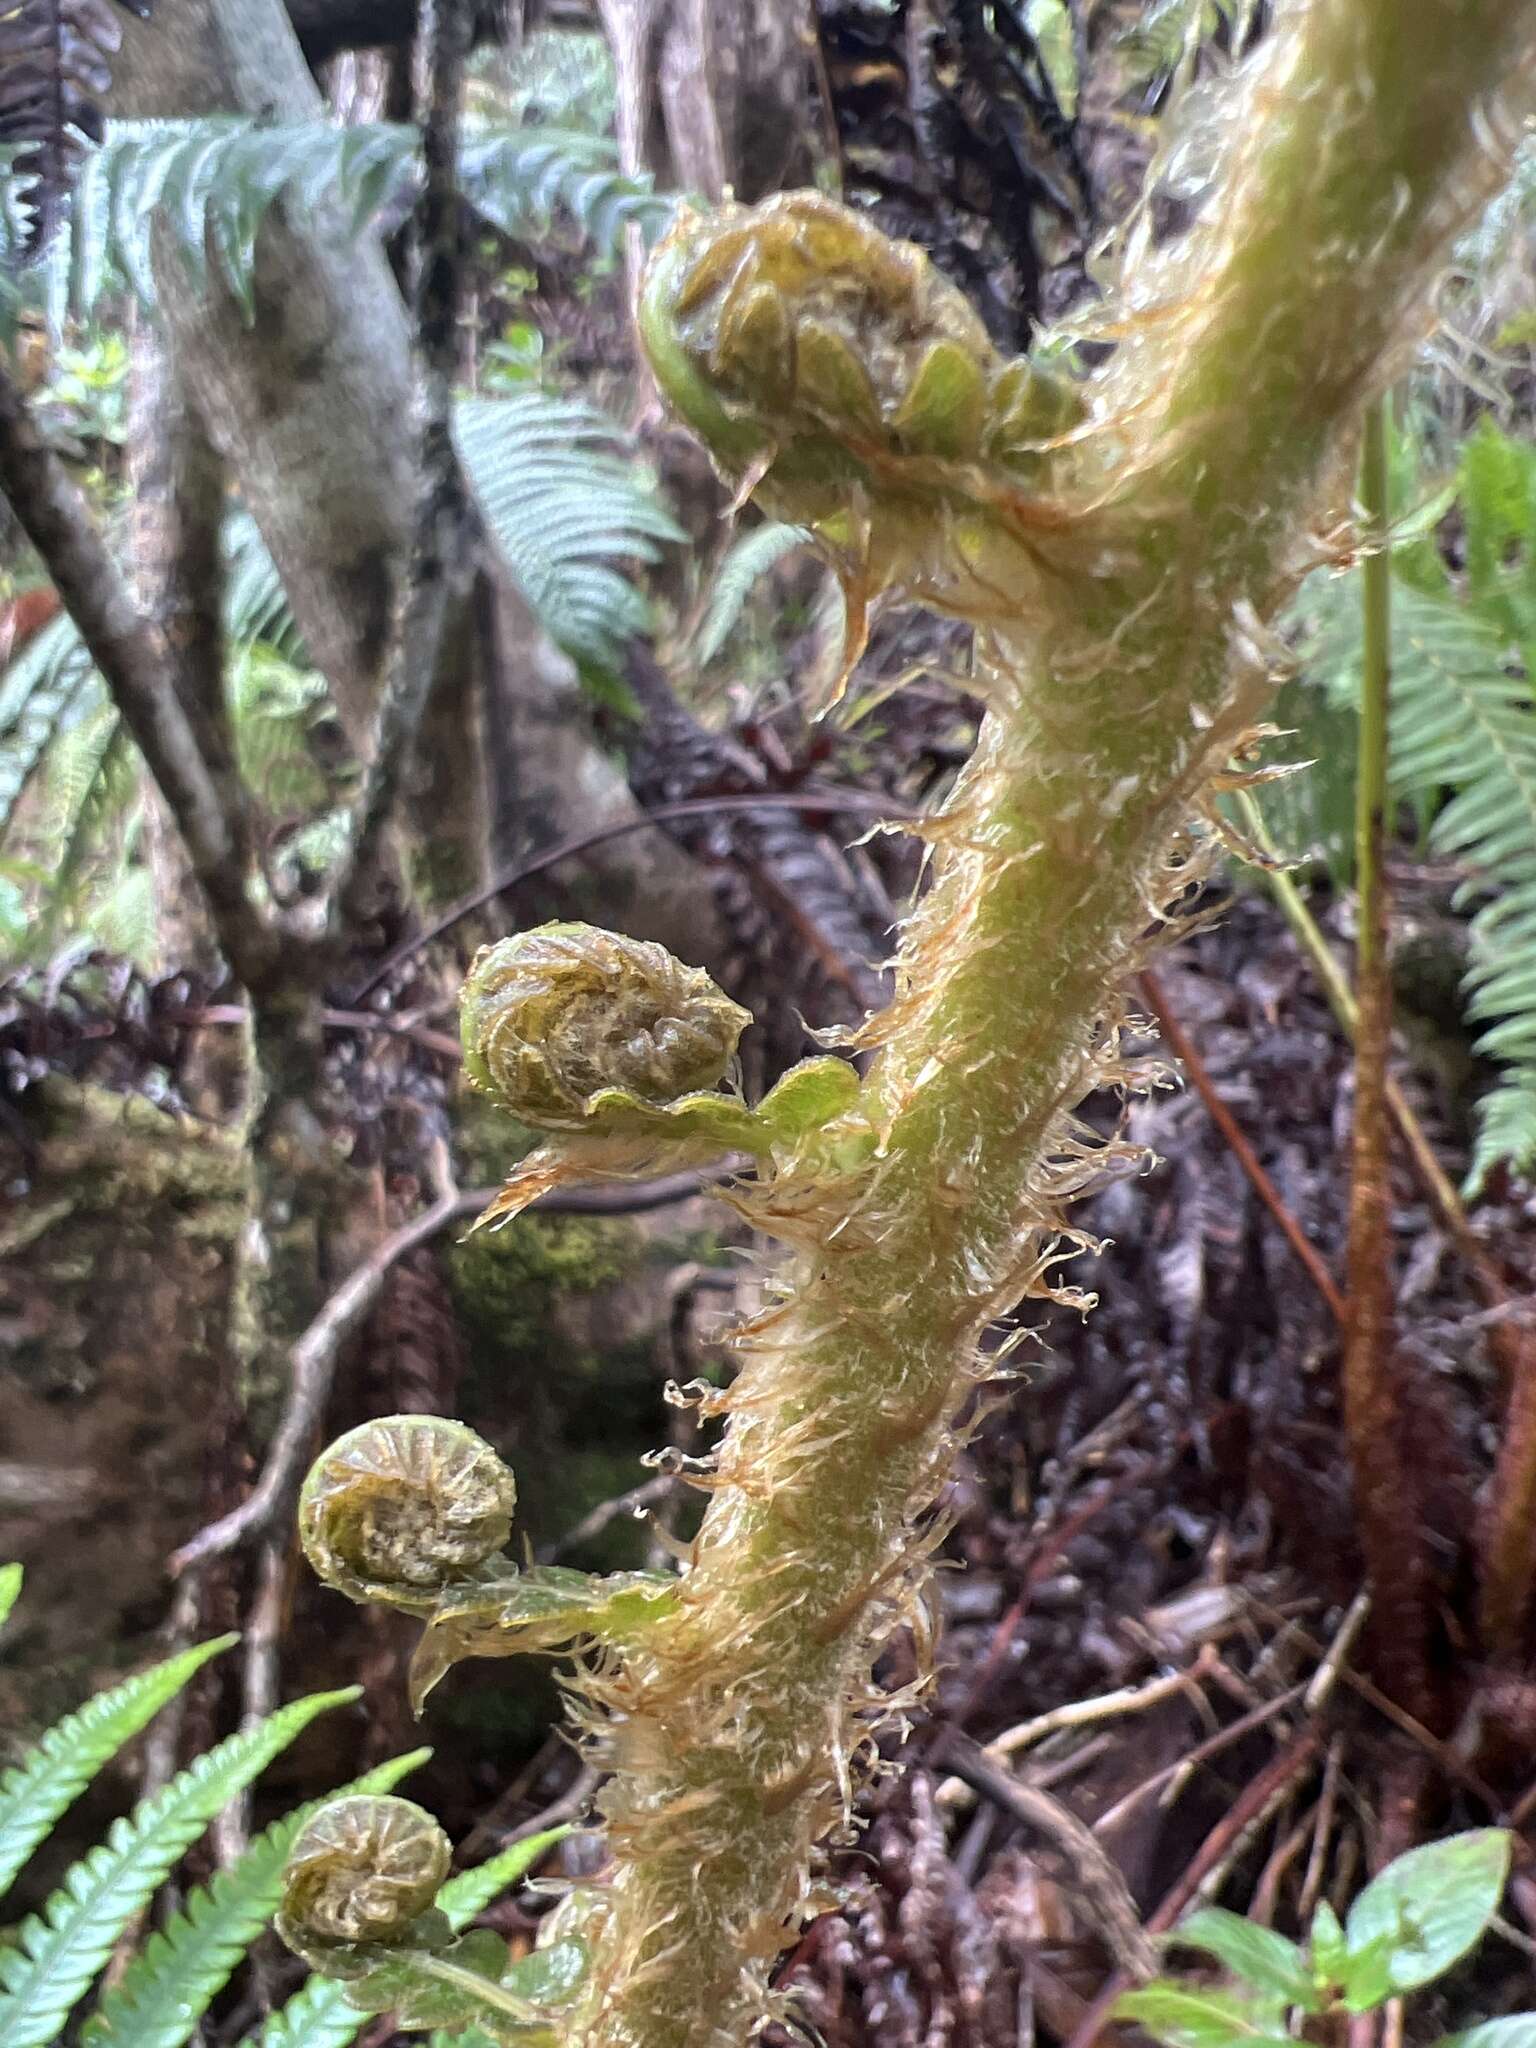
[0,1565,564,2048]
[256,4,1536,2045]
[1119,1831,1529,2048]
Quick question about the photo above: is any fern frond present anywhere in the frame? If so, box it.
[83,1748,432,2048]
[1467,1066,1536,1194]
[0,1565,19,1630]
[27,116,669,325]
[456,391,681,675]
[0,1636,236,1901]
[694,521,810,668]
[1293,470,1536,1193]
[0,613,101,840]
[247,1825,572,2048]
[0,1686,359,2048]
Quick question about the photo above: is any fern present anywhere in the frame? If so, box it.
[457,389,681,677]
[0,1635,236,1899]
[0,1685,359,2048]
[248,1826,571,2048]
[0,611,100,837]
[1289,419,1536,1194]
[694,521,811,667]
[19,117,669,327]
[81,1748,432,2048]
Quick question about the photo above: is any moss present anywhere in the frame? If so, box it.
[448,1212,640,1352]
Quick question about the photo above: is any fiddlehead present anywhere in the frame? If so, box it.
[297,1413,677,1709]
[299,1416,517,1613]
[461,924,751,1130]
[461,921,864,1230]
[276,1795,592,2041]
[277,1795,451,1959]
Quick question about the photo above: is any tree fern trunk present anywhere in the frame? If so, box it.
[572,7,1536,2044]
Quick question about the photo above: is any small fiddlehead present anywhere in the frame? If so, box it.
[277,1795,451,1961]
[461,921,863,1231]
[299,1416,517,1613]
[639,190,1087,681]
[276,1795,591,2041]
[297,1414,677,1709]
[461,923,751,1130]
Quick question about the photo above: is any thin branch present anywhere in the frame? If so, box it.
[167,1169,725,1575]
[348,787,916,1001]
[1138,969,1348,1328]
[0,362,275,990]
[330,0,475,933]
[539,1474,679,1564]
[934,1729,1159,1984]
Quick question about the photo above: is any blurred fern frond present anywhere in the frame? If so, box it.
[8,116,670,328]
[456,387,682,677]
[1287,418,1536,1195]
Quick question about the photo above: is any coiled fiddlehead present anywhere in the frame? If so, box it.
[276,1795,591,2040]
[462,923,751,1130]
[277,1795,451,1962]
[639,190,1086,674]
[299,1416,517,1613]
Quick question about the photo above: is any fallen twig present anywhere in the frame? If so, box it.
[935,1729,1159,1983]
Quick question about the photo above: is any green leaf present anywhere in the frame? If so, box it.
[0,1635,237,1900]
[249,1829,571,2048]
[0,1565,20,1630]
[502,1937,587,2008]
[694,521,811,667]
[454,391,681,679]
[757,1058,862,1145]
[1309,1898,1348,1985]
[1168,1909,1318,2010]
[410,1566,676,1709]
[0,1685,358,2048]
[1342,1831,1511,2004]
[1112,1984,1293,2048]
[82,1749,432,2048]
[1436,2020,1536,2048]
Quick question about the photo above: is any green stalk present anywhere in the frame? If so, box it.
[582,15,1536,2043]
[1341,400,1436,1723]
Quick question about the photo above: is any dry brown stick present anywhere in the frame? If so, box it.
[936,1730,1159,1983]
[1090,1681,1310,1840]
[936,1646,1219,1813]
[1137,970,1347,1328]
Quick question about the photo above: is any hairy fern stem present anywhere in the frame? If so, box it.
[578,10,1536,2040]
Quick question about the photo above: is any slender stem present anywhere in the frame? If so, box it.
[1237,787,1487,1279]
[331,0,476,933]
[1342,399,1438,1724]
